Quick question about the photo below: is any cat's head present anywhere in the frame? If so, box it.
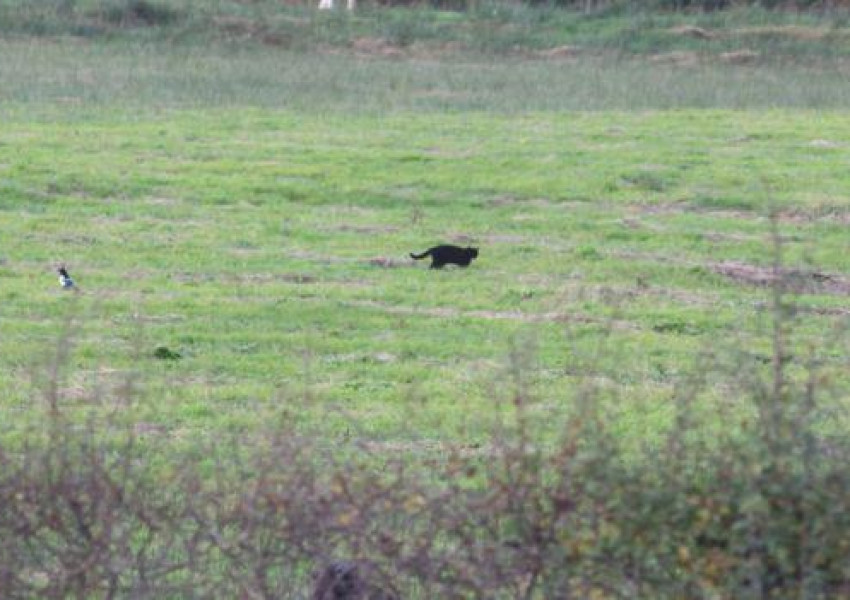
[468,247,479,259]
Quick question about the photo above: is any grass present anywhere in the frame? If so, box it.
[1,5,849,455]
[2,3,850,596]
[3,0,850,58]
[2,106,849,452]
[3,37,850,117]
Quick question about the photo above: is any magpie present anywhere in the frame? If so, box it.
[57,265,76,290]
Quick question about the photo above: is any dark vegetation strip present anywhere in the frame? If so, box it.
[1,0,849,63]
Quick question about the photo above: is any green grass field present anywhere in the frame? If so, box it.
[0,3,849,460]
[2,2,850,595]
[3,105,849,449]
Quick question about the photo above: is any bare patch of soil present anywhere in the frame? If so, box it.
[711,262,850,296]
[808,139,843,149]
[213,16,261,36]
[609,250,850,296]
[700,231,766,243]
[779,207,850,225]
[536,45,581,59]
[649,51,700,67]
[213,16,301,47]
[483,233,529,244]
[731,25,833,41]
[344,299,636,329]
[361,439,493,458]
[407,40,469,60]
[669,25,715,40]
[373,352,397,363]
[368,257,410,268]
[145,196,180,206]
[487,195,555,208]
[128,313,187,323]
[350,37,406,59]
[133,422,168,437]
[278,273,318,284]
[287,249,360,265]
[422,146,477,159]
[58,385,91,403]
[798,305,850,317]
[61,367,140,406]
[172,272,317,284]
[448,233,477,244]
[631,201,850,225]
[447,232,526,245]
[718,50,759,65]
[331,224,400,234]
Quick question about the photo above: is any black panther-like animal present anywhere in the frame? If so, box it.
[410,245,478,269]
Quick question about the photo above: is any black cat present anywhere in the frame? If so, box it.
[410,245,479,269]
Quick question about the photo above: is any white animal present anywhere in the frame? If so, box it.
[318,0,356,10]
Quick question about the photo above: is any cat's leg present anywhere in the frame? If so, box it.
[318,0,334,9]
[430,261,445,269]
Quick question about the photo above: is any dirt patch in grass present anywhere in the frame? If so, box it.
[133,421,168,437]
[344,299,636,329]
[361,439,493,458]
[536,45,581,60]
[647,49,760,67]
[349,37,406,59]
[172,272,317,284]
[288,249,352,264]
[700,231,766,243]
[808,139,844,148]
[331,224,401,235]
[779,206,850,225]
[487,195,555,208]
[482,233,529,244]
[666,24,836,43]
[214,16,262,36]
[368,257,410,268]
[668,25,716,40]
[607,250,850,297]
[731,25,835,41]
[798,305,850,317]
[447,233,478,245]
[277,273,318,284]
[447,232,528,245]
[649,51,700,67]
[711,262,850,296]
[422,146,477,159]
[631,201,850,224]
[213,16,299,47]
[719,50,760,65]
[324,38,472,61]
[291,250,410,268]
[144,196,181,206]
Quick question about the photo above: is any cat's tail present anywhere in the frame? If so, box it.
[410,249,431,260]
